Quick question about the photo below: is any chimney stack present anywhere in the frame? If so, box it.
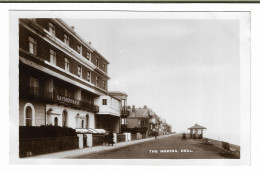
[132,105,135,112]
[71,26,74,30]
[144,105,147,109]
[89,42,91,45]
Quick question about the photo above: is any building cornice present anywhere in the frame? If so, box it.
[109,91,128,97]
[19,47,109,94]
[19,55,108,96]
[95,67,110,79]
[96,113,120,117]
[93,50,110,64]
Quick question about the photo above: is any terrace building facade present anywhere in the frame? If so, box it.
[19,18,121,131]
[95,95,121,133]
[109,91,129,132]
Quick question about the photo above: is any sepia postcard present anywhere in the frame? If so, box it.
[9,6,251,166]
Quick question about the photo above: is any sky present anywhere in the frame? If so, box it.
[63,18,240,145]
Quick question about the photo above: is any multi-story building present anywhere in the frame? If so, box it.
[19,18,121,131]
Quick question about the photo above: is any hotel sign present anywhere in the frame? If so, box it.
[56,95,80,106]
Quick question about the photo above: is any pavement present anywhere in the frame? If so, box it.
[25,134,173,159]
[24,133,240,159]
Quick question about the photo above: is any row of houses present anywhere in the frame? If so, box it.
[18,18,171,143]
[123,105,172,137]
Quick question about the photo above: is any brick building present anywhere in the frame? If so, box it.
[125,105,150,137]
[19,18,123,132]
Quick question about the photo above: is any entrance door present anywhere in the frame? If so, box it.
[83,134,87,147]
[62,110,68,127]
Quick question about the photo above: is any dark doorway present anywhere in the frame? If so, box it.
[54,117,58,126]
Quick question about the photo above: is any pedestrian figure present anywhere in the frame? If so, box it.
[154,131,158,139]
[107,131,115,146]
[182,133,186,141]
[103,134,109,146]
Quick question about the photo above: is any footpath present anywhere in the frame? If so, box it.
[25,134,173,159]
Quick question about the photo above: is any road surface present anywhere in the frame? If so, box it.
[73,134,235,159]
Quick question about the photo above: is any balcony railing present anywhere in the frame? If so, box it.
[79,99,99,112]
[26,86,99,113]
[121,106,130,117]
[93,105,99,113]
[29,87,39,98]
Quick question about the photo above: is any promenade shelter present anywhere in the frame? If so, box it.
[188,124,207,139]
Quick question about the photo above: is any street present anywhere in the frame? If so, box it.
[73,134,234,159]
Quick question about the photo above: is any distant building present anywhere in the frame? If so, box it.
[126,105,150,130]
[125,105,172,136]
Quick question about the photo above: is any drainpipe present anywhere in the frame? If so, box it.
[45,104,47,126]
